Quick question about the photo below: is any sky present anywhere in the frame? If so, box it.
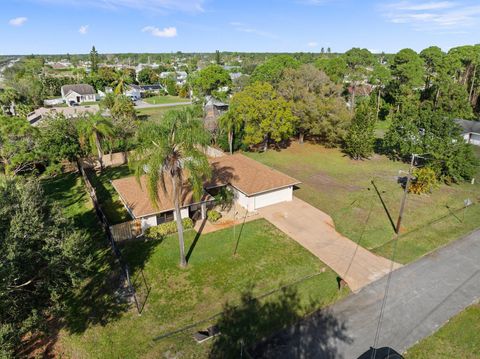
[1,0,480,55]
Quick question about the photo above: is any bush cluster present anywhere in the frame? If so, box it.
[144,218,194,240]
[207,210,222,223]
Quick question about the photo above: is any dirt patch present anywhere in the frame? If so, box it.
[306,172,362,192]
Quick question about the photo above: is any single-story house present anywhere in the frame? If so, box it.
[27,104,100,126]
[125,85,142,101]
[455,119,480,146]
[111,154,300,230]
[61,84,96,105]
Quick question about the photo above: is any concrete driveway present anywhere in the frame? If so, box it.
[252,229,480,358]
[259,197,401,292]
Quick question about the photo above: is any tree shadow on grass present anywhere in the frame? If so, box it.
[209,286,351,359]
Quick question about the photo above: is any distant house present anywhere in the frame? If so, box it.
[455,119,480,146]
[61,84,96,105]
[112,154,300,231]
[27,105,100,126]
[203,95,228,132]
[125,85,142,101]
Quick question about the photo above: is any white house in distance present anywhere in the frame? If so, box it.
[111,154,300,231]
[61,84,96,105]
[455,119,480,146]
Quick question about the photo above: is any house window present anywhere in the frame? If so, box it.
[156,211,174,224]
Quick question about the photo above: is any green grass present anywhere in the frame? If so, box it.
[404,303,480,358]
[136,104,192,122]
[144,95,190,105]
[58,219,349,358]
[86,165,134,224]
[246,142,480,264]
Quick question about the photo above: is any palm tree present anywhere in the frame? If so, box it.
[113,71,131,95]
[78,112,114,171]
[131,107,211,268]
[219,111,242,155]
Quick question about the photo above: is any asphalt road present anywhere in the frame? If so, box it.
[253,229,480,358]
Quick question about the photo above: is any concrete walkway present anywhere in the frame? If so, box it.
[253,229,480,358]
[259,197,401,292]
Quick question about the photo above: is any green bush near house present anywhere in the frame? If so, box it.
[207,209,222,223]
[144,218,193,240]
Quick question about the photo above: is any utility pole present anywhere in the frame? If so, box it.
[396,154,416,234]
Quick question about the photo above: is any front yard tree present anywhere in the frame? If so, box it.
[0,179,90,356]
[191,64,232,99]
[278,64,351,145]
[110,95,138,163]
[132,107,211,268]
[250,55,300,86]
[343,48,376,110]
[229,82,296,151]
[77,113,114,171]
[219,111,242,155]
[343,101,376,159]
[37,115,82,175]
[137,68,159,84]
[0,115,40,176]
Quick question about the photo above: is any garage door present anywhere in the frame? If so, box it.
[254,187,292,210]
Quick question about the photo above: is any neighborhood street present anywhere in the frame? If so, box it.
[253,228,480,358]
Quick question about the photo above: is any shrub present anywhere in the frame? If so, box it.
[207,210,222,223]
[144,218,193,240]
[409,167,437,194]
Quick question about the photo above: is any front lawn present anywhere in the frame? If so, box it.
[57,219,349,358]
[404,303,480,358]
[136,104,192,122]
[144,95,190,105]
[246,142,480,264]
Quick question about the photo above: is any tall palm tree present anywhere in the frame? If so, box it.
[131,107,211,268]
[113,71,131,95]
[78,112,114,171]
[219,111,242,155]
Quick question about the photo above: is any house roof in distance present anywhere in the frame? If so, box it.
[207,154,300,196]
[111,175,213,218]
[61,84,96,96]
[455,119,480,134]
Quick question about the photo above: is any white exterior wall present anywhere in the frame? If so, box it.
[174,207,190,220]
[231,185,293,212]
[468,133,480,146]
[64,91,96,104]
[253,186,293,210]
[141,215,157,231]
[140,207,189,231]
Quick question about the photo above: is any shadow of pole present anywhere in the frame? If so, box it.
[371,180,397,233]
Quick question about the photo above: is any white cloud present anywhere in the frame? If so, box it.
[9,17,28,26]
[230,22,277,39]
[35,0,204,13]
[142,26,177,38]
[381,1,480,31]
[307,41,318,48]
[79,25,89,34]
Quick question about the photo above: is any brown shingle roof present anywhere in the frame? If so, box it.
[61,84,95,96]
[207,154,300,196]
[111,176,212,218]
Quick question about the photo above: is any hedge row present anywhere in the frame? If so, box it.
[144,218,194,240]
